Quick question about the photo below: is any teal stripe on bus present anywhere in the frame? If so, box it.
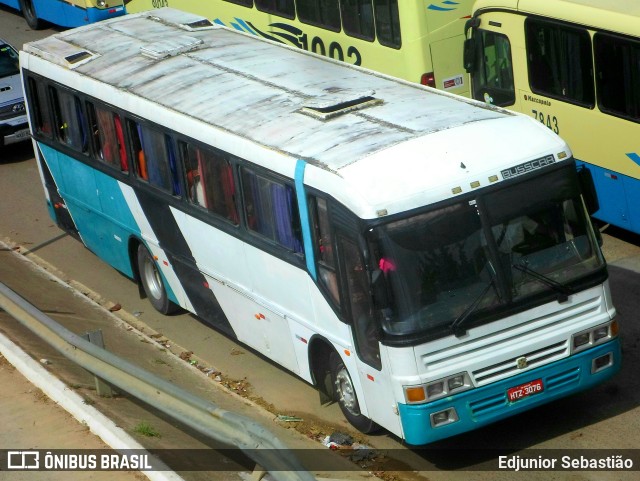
[295,159,317,281]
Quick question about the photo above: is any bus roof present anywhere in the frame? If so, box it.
[474,0,640,35]
[21,8,568,218]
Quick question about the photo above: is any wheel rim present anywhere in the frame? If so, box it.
[142,254,163,301]
[335,366,359,415]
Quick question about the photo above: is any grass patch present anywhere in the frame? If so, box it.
[134,421,161,438]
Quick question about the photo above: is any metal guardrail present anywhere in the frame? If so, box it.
[0,281,316,481]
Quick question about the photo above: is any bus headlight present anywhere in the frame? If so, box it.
[571,320,618,354]
[97,0,106,7]
[404,372,473,404]
[430,407,459,428]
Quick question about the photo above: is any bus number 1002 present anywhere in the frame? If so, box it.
[299,34,362,66]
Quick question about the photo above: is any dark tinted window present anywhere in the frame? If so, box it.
[595,33,640,122]
[298,0,340,31]
[0,43,19,77]
[374,0,401,48]
[255,0,295,18]
[526,19,594,107]
[341,0,374,40]
[225,0,253,6]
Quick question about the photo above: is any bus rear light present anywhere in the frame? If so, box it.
[430,407,459,427]
[421,72,436,88]
[571,320,618,354]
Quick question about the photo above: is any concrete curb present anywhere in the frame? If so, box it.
[0,331,185,481]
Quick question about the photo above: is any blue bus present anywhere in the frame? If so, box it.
[0,0,125,29]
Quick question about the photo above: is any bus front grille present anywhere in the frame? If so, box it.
[472,340,569,385]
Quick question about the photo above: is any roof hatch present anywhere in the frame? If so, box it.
[140,35,203,60]
[22,37,98,69]
[300,90,382,120]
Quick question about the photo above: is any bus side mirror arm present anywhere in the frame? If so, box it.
[463,38,476,73]
[463,17,480,73]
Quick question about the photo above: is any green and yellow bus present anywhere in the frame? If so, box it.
[464,0,640,234]
[124,0,473,96]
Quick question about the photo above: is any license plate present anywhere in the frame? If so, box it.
[15,129,30,138]
[507,379,543,402]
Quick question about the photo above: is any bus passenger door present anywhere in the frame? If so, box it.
[338,235,399,434]
[465,12,523,109]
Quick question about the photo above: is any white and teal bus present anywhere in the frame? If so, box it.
[21,8,620,445]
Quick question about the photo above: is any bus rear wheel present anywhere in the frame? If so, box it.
[330,352,379,434]
[137,244,179,315]
[20,0,43,30]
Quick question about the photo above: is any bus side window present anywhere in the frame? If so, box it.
[374,0,401,48]
[225,0,253,6]
[128,122,178,194]
[594,33,640,122]
[27,77,52,138]
[241,167,303,253]
[255,0,295,19]
[181,141,239,224]
[298,0,341,31]
[310,196,341,306]
[87,102,126,172]
[50,87,89,153]
[525,19,594,106]
[341,0,374,41]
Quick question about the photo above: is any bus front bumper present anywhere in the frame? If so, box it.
[398,339,621,446]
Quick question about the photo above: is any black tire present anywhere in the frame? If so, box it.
[20,0,43,30]
[330,351,380,434]
[136,244,179,315]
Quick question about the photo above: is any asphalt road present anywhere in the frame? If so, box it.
[1,6,640,480]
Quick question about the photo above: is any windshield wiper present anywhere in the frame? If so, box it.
[513,262,575,302]
[450,279,496,338]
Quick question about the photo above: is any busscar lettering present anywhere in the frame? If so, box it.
[501,155,556,180]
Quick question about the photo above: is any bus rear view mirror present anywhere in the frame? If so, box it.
[463,38,476,73]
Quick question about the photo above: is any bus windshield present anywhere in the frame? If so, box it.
[368,164,605,340]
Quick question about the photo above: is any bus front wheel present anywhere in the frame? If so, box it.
[137,244,179,315]
[330,352,379,434]
[20,0,43,30]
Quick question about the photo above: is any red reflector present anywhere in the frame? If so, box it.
[367,374,375,381]
[203,281,209,289]
[109,9,116,13]
[421,72,436,88]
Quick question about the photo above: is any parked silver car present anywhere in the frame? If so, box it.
[0,39,28,147]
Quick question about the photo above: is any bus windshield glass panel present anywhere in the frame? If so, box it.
[368,165,604,340]
[0,43,19,76]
